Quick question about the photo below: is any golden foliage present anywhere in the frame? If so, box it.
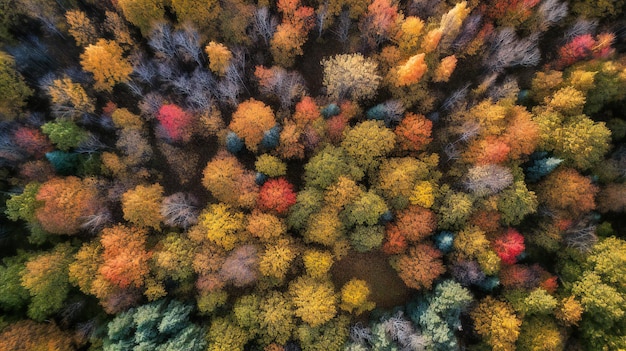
[80,39,132,92]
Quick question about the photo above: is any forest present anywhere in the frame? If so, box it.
[0,0,625,350]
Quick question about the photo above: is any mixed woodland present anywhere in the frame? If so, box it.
[0,0,626,350]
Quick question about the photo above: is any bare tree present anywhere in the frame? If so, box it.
[537,0,568,32]
[149,22,177,61]
[161,192,200,229]
[251,7,277,46]
[464,164,514,197]
[485,28,540,72]
[350,323,373,345]
[174,25,203,66]
[563,219,598,253]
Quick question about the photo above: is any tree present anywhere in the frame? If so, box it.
[358,0,399,48]
[374,156,435,208]
[349,225,384,252]
[202,151,259,208]
[220,244,259,287]
[104,299,206,351]
[247,210,286,241]
[342,190,388,227]
[464,164,514,197]
[537,168,597,218]
[259,239,297,282]
[206,317,249,351]
[20,243,73,321]
[45,77,95,118]
[341,120,396,172]
[229,99,277,152]
[287,188,324,231]
[597,183,626,213]
[391,205,437,242]
[171,0,220,32]
[5,182,42,223]
[259,291,296,345]
[121,183,165,230]
[41,120,88,151]
[152,233,195,282]
[395,243,445,290]
[0,320,76,351]
[516,316,564,351]
[100,224,151,289]
[157,104,194,143]
[304,208,344,246]
[339,278,375,314]
[304,145,364,189]
[394,53,428,87]
[270,0,315,67]
[116,0,165,36]
[0,254,30,312]
[161,192,199,229]
[35,176,100,235]
[497,180,538,226]
[303,249,334,278]
[65,10,98,47]
[256,154,287,177]
[289,276,337,327]
[197,203,246,251]
[493,228,525,265]
[321,54,381,101]
[80,39,133,92]
[0,51,33,119]
[433,55,458,82]
[471,297,522,351]
[205,41,232,76]
[437,190,473,230]
[394,113,433,152]
[258,177,298,215]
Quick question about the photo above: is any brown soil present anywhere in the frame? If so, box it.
[331,250,412,309]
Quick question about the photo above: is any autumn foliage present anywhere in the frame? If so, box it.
[35,177,100,235]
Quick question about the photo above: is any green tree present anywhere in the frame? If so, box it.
[20,243,73,321]
[0,51,33,119]
[304,145,364,189]
[104,299,207,351]
[41,120,88,151]
[497,180,538,226]
[206,316,249,351]
[0,253,30,312]
[296,315,350,351]
[5,182,41,223]
[341,190,388,227]
[117,0,165,36]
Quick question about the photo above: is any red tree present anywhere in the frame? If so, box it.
[157,104,194,143]
[258,177,297,215]
[394,205,437,242]
[382,224,408,254]
[492,228,525,265]
[13,127,53,158]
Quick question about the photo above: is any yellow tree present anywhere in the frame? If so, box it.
[289,276,337,327]
[65,10,98,47]
[339,278,375,315]
[229,99,277,152]
[197,203,246,251]
[80,39,133,92]
[121,183,165,230]
[205,41,232,76]
[471,296,522,351]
